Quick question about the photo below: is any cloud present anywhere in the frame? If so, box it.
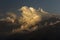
[38,8,48,13]
[18,6,42,32]
[0,6,60,35]
[0,6,42,34]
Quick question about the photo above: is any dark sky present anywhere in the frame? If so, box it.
[0,0,60,14]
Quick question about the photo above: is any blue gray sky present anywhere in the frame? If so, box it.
[0,0,60,14]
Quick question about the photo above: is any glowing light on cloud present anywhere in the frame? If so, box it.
[0,6,52,33]
[18,6,42,31]
[0,6,60,35]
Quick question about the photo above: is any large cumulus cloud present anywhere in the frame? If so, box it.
[0,6,60,35]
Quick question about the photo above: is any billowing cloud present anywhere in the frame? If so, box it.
[0,6,60,35]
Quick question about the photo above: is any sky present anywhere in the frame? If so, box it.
[0,0,60,14]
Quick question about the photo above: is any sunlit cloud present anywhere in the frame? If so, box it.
[0,6,60,35]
